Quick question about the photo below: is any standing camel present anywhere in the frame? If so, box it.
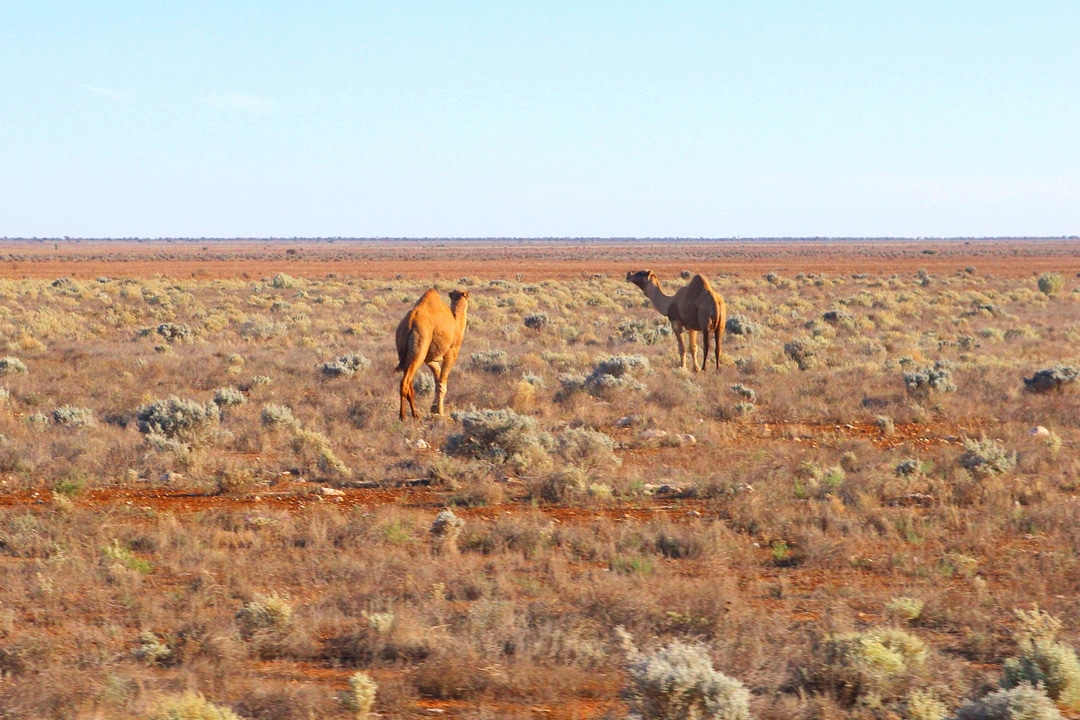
[625,270,727,372]
[395,288,470,420]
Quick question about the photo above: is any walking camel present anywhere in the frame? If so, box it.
[625,270,727,372]
[395,288,470,420]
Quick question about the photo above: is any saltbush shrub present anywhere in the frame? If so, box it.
[725,314,762,336]
[554,428,621,471]
[1024,365,1078,394]
[958,437,1017,478]
[784,339,817,370]
[212,387,246,408]
[52,405,95,427]
[156,323,192,343]
[954,683,1062,720]
[320,352,372,378]
[627,641,751,720]
[149,692,243,720]
[236,594,294,639]
[469,350,511,374]
[135,397,219,443]
[584,355,650,397]
[810,628,928,707]
[903,361,956,398]
[1038,272,1064,296]
[0,357,27,376]
[446,408,553,473]
[1002,607,1080,711]
[523,312,549,330]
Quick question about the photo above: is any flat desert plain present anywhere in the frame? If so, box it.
[0,238,1078,720]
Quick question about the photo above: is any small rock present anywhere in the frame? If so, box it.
[678,433,697,446]
[1030,425,1051,436]
[162,472,182,483]
[735,483,754,493]
[638,429,668,441]
[615,415,637,428]
[658,484,683,495]
[318,487,345,497]
[408,438,430,450]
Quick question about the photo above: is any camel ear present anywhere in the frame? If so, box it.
[461,290,469,299]
[625,271,634,281]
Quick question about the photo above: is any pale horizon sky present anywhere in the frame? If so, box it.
[2,2,1079,238]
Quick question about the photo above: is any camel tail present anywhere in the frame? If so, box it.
[394,333,410,372]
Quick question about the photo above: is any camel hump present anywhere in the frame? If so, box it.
[687,274,713,293]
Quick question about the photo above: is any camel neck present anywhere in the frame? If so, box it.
[451,301,469,331]
[644,281,675,314]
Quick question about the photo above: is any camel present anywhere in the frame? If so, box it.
[395,288,470,420]
[625,270,727,372]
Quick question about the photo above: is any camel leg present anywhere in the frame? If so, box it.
[433,351,459,416]
[713,326,722,371]
[700,328,710,373]
[672,321,688,370]
[400,334,431,420]
[426,361,442,413]
[687,330,700,372]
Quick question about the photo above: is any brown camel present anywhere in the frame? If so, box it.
[395,288,470,420]
[626,270,727,372]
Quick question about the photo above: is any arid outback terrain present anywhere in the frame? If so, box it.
[0,238,1079,720]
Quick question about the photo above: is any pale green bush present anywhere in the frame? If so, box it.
[954,683,1061,720]
[554,428,620,471]
[446,408,553,473]
[811,628,928,707]
[236,594,293,639]
[1002,607,1080,710]
[149,692,243,720]
[627,641,751,720]
[1037,272,1064,296]
[959,438,1017,478]
[0,357,27,376]
[51,405,95,427]
[135,397,219,444]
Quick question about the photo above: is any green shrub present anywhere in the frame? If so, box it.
[135,396,219,443]
[1024,366,1078,394]
[523,312,549,330]
[0,357,27,376]
[811,628,928,707]
[954,683,1062,720]
[212,387,246,408]
[726,315,762,336]
[236,594,294,639]
[469,350,511,374]
[340,671,377,720]
[554,428,620,471]
[320,352,371,378]
[260,403,300,430]
[582,355,651,397]
[904,689,947,720]
[1038,272,1064,296]
[784,338,817,370]
[959,437,1017,478]
[903,361,956,398]
[51,405,95,427]
[156,322,192,343]
[446,408,553,473]
[149,692,243,720]
[627,641,751,720]
[1002,607,1080,710]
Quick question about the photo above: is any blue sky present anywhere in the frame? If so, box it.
[2,2,1078,238]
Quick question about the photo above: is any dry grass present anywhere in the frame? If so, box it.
[0,242,1078,718]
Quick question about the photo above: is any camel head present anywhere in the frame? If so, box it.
[449,289,469,307]
[625,269,656,291]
